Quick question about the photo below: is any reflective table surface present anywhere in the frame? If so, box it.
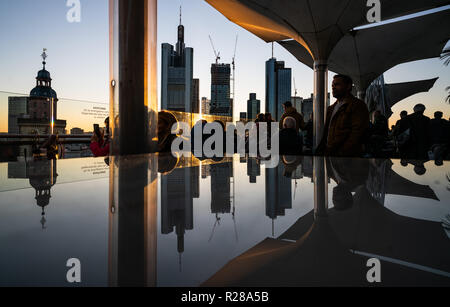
[0,154,449,286]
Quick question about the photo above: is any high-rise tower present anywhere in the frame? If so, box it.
[161,8,194,112]
[266,58,291,121]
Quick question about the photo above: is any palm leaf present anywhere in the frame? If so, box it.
[441,49,450,66]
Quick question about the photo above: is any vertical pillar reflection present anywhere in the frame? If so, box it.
[313,60,328,151]
[108,155,158,287]
[109,0,158,155]
[313,156,328,218]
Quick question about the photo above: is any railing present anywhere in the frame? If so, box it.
[0,134,92,145]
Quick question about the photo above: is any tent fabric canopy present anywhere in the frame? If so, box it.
[387,78,439,108]
[279,9,450,91]
[206,0,450,60]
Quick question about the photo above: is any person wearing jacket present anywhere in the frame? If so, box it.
[90,129,110,157]
[279,101,306,134]
[317,74,369,157]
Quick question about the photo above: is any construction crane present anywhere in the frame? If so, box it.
[294,77,298,97]
[208,35,221,64]
[230,35,238,121]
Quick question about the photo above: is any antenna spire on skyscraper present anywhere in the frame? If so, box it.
[179,5,182,26]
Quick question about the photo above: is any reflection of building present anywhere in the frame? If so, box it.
[8,159,57,229]
[201,164,210,178]
[161,14,194,112]
[8,97,28,134]
[247,93,260,121]
[210,64,231,117]
[210,162,233,215]
[247,158,260,183]
[201,97,211,115]
[28,159,57,229]
[265,163,292,235]
[161,167,193,269]
[266,58,291,121]
[191,165,200,199]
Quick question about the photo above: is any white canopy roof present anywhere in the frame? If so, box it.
[206,0,449,60]
[279,9,450,90]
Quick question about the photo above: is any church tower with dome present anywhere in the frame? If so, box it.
[17,49,66,136]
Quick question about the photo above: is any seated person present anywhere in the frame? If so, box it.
[279,117,302,155]
[90,128,110,157]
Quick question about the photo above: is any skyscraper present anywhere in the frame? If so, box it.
[291,96,303,114]
[266,58,291,121]
[161,13,194,112]
[191,78,200,114]
[247,93,260,121]
[210,63,231,117]
[8,97,28,134]
[201,97,210,115]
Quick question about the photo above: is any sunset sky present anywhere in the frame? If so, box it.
[0,0,449,132]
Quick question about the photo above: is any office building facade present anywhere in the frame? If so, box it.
[201,97,210,115]
[8,97,28,134]
[161,19,194,112]
[247,93,261,121]
[210,63,231,117]
[266,58,291,121]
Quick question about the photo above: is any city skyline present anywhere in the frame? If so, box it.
[0,0,449,133]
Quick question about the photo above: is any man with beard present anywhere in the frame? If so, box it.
[317,75,369,157]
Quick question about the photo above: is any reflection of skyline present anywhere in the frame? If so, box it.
[1,154,449,286]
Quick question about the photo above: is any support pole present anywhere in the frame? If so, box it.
[109,0,158,156]
[313,60,328,151]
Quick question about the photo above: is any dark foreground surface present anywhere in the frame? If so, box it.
[0,154,449,287]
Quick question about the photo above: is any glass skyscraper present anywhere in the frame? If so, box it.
[161,18,194,112]
[265,58,292,121]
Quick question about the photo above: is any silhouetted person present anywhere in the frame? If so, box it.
[279,117,302,155]
[279,101,305,134]
[404,104,431,160]
[393,110,410,157]
[327,157,369,211]
[281,155,303,178]
[429,111,449,161]
[255,113,265,124]
[264,113,274,123]
[369,110,389,157]
[158,111,177,153]
[42,135,59,160]
[317,74,369,157]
